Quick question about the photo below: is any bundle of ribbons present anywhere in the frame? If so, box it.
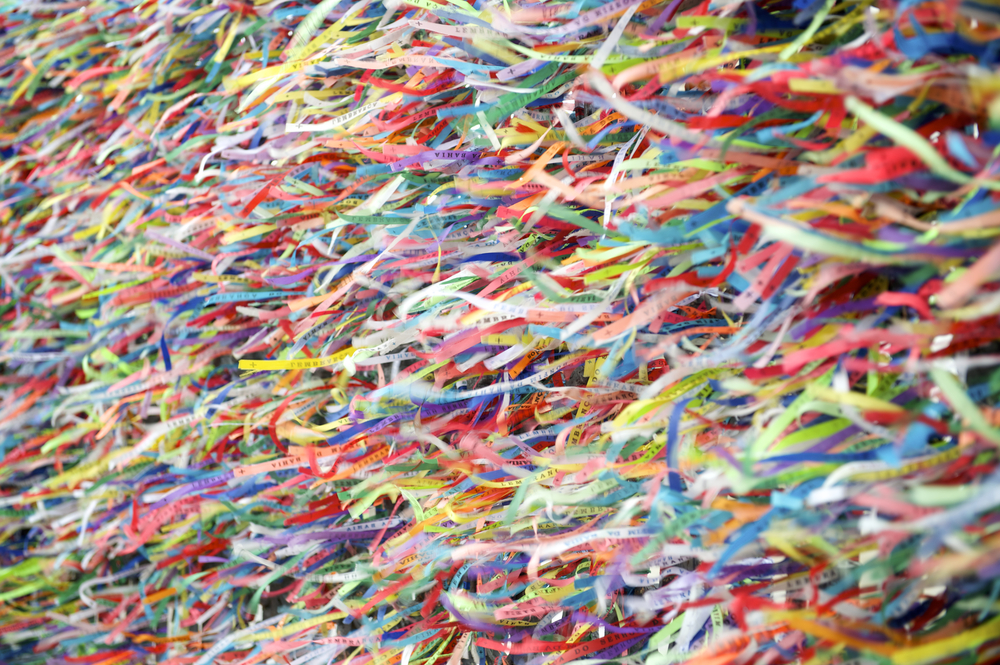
[2,0,1000,663]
